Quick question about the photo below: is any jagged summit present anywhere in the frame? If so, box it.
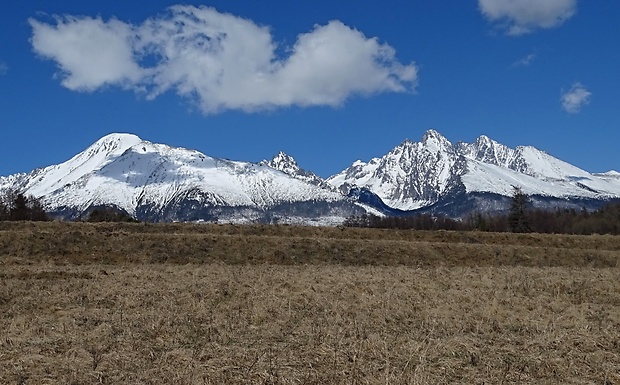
[261,151,329,189]
[458,134,513,168]
[421,128,450,146]
[421,128,443,140]
[327,129,462,210]
[416,129,450,154]
[328,130,620,211]
[263,151,301,176]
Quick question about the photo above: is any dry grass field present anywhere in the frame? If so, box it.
[1,221,620,384]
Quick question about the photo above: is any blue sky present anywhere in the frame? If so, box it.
[1,1,618,178]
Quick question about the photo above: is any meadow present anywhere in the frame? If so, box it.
[1,221,619,384]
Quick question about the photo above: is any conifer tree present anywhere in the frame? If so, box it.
[508,186,530,233]
[10,193,29,221]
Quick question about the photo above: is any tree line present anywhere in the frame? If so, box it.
[0,187,144,222]
[2,186,619,233]
[0,190,48,221]
[344,187,620,235]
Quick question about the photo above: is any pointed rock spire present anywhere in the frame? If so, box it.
[264,151,301,175]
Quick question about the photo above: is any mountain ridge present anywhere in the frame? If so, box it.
[327,129,620,212]
[1,130,618,223]
[0,133,366,224]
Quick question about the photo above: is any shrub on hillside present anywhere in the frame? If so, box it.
[86,207,137,222]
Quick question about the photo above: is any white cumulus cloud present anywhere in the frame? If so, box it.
[561,82,591,113]
[29,6,417,114]
[478,0,577,36]
[30,16,144,90]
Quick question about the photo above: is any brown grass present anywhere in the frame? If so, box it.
[1,222,620,384]
[1,221,619,267]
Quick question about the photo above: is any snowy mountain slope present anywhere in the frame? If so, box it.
[0,134,142,197]
[460,140,620,198]
[0,134,362,222]
[458,135,596,181]
[328,130,620,212]
[594,170,620,180]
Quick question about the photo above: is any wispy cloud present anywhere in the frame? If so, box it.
[478,0,577,36]
[29,6,418,114]
[0,60,7,75]
[561,82,591,113]
[511,52,537,68]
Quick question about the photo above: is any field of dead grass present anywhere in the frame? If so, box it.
[1,221,620,384]
[1,221,619,267]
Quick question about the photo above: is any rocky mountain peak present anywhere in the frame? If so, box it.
[328,129,620,212]
[421,129,443,141]
[264,151,301,175]
[460,134,514,166]
[261,151,330,189]
[421,129,452,150]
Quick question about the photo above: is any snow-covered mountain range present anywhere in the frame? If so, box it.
[1,130,618,223]
[328,129,620,215]
[0,133,366,223]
